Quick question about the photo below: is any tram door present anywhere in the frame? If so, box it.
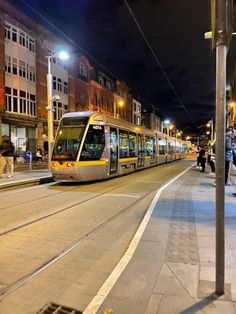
[138,134,145,167]
[109,128,118,173]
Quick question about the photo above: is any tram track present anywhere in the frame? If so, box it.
[0,160,192,304]
[0,162,178,237]
[0,178,151,237]
[0,185,158,302]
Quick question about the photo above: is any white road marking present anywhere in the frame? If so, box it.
[83,163,195,314]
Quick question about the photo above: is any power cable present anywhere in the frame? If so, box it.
[21,0,120,81]
[123,0,199,130]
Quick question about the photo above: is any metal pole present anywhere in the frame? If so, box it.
[215,43,226,295]
[46,56,54,162]
[211,119,214,142]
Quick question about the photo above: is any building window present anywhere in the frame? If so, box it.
[12,58,17,75]
[5,24,11,40]
[5,23,35,54]
[28,38,35,53]
[19,31,26,47]
[106,81,111,90]
[57,78,62,92]
[5,55,11,73]
[53,76,57,90]
[19,60,26,78]
[12,27,17,42]
[64,82,68,95]
[98,75,104,86]
[29,66,36,82]
[5,87,36,116]
[53,101,67,121]
[79,62,87,77]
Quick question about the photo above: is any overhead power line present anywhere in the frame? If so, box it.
[21,0,120,81]
[123,0,199,129]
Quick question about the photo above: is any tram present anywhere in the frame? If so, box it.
[50,112,188,182]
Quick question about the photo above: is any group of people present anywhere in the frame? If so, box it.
[196,127,236,193]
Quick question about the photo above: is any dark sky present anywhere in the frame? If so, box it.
[10,0,236,134]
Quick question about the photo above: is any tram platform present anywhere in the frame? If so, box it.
[0,168,52,189]
[83,164,236,314]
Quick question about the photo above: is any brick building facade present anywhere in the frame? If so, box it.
[0,1,133,158]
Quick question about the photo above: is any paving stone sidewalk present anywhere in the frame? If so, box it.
[96,167,236,314]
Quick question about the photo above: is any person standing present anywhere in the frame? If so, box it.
[199,146,206,172]
[225,127,233,186]
[0,135,15,178]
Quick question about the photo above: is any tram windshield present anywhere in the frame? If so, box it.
[52,117,88,161]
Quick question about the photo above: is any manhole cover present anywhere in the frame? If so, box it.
[37,302,82,314]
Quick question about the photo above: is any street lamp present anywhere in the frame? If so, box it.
[114,97,125,118]
[46,51,69,161]
[206,119,214,143]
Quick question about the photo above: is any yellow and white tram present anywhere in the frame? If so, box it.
[50,112,188,182]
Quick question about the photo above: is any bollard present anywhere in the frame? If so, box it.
[29,152,32,172]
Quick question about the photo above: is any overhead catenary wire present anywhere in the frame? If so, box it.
[21,0,160,114]
[123,0,199,130]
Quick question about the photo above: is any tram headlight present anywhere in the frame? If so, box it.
[50,162,57,167]
[66,162,75,167]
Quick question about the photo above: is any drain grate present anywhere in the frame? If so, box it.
[37,302,82,314]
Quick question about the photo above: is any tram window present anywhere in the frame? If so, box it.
[129,133,137,157]
[52,126,85,161]
[119,131,129,158]
[80,125,105,161]
[158,138,167,155]
[145,137,154,156]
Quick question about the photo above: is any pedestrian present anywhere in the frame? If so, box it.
[196,146,200,168]
[36,146,43,164]
[0,135,15,178]
[199,146,206,172]
[208,144,215,173]
[225,127,233,186]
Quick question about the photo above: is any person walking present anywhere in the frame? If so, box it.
[0,135,15,178]
[225,127,233,186]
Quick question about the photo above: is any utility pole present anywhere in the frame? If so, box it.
[211,0,233,295]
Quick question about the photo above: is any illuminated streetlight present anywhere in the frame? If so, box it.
[46,50,69,161]
[114,97,125,118]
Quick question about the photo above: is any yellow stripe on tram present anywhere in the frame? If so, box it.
[119,157,138,162]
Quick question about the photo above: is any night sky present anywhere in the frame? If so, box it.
[9,0,236,135]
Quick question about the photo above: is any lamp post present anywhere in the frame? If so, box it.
[46,51,69,161]
[114,97,125,118]
[46,55,53,161]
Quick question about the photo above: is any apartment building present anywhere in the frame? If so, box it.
[0,1,134,157]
